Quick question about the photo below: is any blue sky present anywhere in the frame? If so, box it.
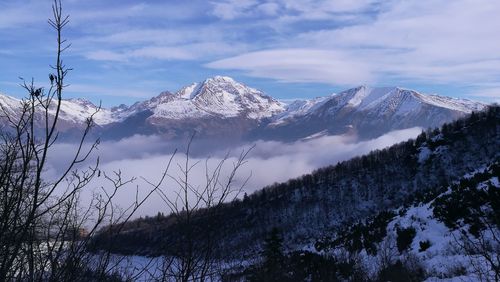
[1,0,499,106]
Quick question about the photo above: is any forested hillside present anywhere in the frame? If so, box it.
[92,106,499,270]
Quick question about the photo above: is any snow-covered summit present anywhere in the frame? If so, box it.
[273,86,486,125]
[143,76,286,120]
[0,76,286,129]
[263,85,488,140]
[338,86,485,114]
[0,92,121,126]
[0,92,23,116]
[0,82,490,141]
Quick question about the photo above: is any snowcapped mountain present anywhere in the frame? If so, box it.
[128,76,285,122]
[56,98,124,126]
[0,93,22,118]
[258,86,486,140]
[99,76,286,141]
[0,80,487,142]
[0,93,120,130]
[0,77,285,141]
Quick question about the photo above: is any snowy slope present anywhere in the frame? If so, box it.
[150,76,285,120]
[261,86,488,140]
[0,81,489,141]
[0,77,285,127]
[0,94,128,126]
[114,76,285,122]
[361,167,499,281]
[55,98,127,125]
[272,96,332,125]
[0,93,23,117]
[272,86,486,126]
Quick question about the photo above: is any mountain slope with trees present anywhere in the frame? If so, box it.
[93,106,499,269]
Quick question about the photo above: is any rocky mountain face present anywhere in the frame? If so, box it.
[0,94,116,133]
[100,76,285,141]
[0,78,486,142]
[255,86,486,140]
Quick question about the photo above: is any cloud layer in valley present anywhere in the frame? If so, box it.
[46,128,421,218]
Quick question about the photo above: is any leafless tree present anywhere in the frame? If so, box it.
[0,1,165,280]
[0,1,255,281]
[376,233,398,271]
[140,135,253,282]
[455,220,500,281]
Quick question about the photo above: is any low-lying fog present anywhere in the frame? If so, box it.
[46,128,421,218]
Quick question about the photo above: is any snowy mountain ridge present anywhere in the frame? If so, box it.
[0,76,286,126]
[0,78,488,140]
[0,92,120,126]
[272,86,485,126]
[152,75,286,120]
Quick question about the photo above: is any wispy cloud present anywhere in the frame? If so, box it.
[86,47,196,62]
[206,49,374,85]
[210,0,378,21]
[67,84,150,99]
[297,0,500,83]
[1,0,499,104]
[468,88,500,103]
[211,0,260,20]
[85,41,249,62]
[0,1,49,29]
[207,0,500,88]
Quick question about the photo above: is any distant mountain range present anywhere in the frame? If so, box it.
[0,76,487,142]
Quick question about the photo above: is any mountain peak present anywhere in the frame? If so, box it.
[199,76,251,97]
[175,76,244,100]
[334,86,485,114]
[336,86,400,109]
[136,76,286,120]
[205,75,236,83]
[270,85,486,133]
[66,97,97,108]
[175,83,200,99]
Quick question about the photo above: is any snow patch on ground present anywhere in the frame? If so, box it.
[358,171,499,281]
[418,146,432,163]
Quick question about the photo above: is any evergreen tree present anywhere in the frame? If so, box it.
[262,228,284,268]
[250,228,288,281]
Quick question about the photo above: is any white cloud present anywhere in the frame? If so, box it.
[211,0,259,20]
[86,47,196,62]
[279,0,377,13]
[468,88,500,103]
[0,50,13,56]
[298,0,500,83]
[207,0,500,88]
[3,0,500,103]
[67,3,148,24]
[67,2,200,25]
[47,127,421,217]
[210,0,378,21]
[66,84,150,98]
[86,41,249,62]
[85,50,127,62]
[0,1,48,29]
[206,49,374,85]
[257,3,280,16]
[75,28,208,46]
